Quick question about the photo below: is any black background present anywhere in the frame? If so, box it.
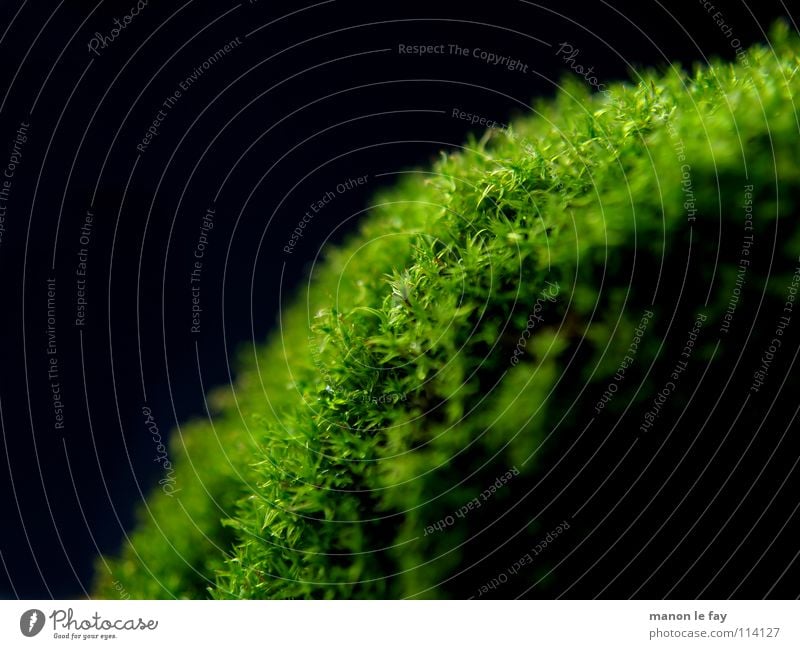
[0,0,796,598]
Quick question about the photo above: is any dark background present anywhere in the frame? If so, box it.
[0,0,796,598]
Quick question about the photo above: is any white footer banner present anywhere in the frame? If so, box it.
[1,600,796,647]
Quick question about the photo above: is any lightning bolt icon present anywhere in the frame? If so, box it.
[28,611,38,632]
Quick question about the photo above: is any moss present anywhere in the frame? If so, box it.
[94,23,800,599]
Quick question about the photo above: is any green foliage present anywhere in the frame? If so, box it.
[94,24,800,599]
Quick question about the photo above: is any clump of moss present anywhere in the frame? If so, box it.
[95,24,800,599]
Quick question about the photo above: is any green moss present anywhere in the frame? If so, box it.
[94,23,800,599]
